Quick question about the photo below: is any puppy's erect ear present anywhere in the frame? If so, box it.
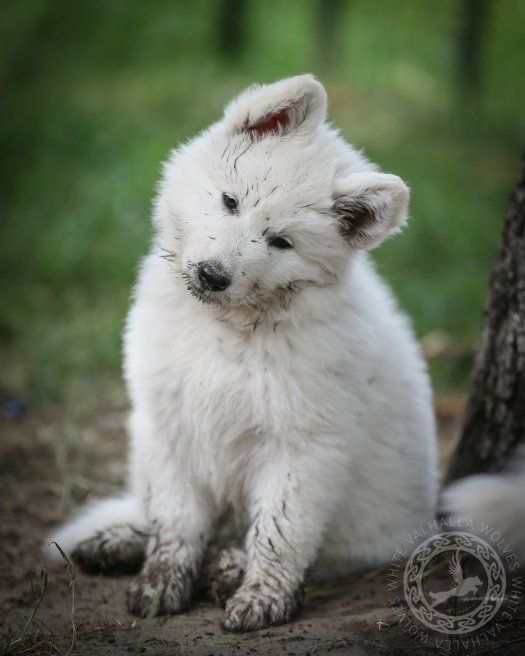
[333,172,410,250]
[223,74,327,139]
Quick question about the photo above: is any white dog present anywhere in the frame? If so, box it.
[47,75,437,631]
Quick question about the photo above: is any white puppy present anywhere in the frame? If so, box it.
[48,75,437,631]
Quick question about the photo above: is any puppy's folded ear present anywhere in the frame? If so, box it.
[223,74,327,139]
[333,172,410,250]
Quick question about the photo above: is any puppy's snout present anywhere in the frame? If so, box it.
[198,263,231,292]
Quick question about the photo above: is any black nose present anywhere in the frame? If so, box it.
[198,263,231,292]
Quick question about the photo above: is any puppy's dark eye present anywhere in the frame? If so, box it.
[222,192,238,211]
[269,236,293,249]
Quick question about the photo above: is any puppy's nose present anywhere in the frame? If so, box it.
[198,263,231,291]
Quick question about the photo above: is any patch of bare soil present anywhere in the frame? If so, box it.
[1,402,524,656]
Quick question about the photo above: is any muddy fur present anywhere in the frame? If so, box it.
[72,525,147,575]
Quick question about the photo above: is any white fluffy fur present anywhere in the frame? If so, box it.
[47,75,437,630]
[48,496,142,550]
[442,449,525,563]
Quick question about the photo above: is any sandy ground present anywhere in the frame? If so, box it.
[1,400,524,656]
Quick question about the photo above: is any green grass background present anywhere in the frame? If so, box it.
[1,0,524,405]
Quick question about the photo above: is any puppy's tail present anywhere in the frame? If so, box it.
[44,494,143,562]
[441,448,525,563]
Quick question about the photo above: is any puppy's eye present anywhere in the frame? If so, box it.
[222,192,238,211]
[269,236,293,249]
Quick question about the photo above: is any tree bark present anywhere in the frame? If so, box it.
[445,152,525,483]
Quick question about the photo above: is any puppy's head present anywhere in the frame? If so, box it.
[155,75,409,313]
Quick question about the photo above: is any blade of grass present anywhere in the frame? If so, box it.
[48,542,76,656]
[1,569,48,655]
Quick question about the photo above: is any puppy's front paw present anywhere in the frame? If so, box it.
[127,558,194,617]
[221,584,302,632]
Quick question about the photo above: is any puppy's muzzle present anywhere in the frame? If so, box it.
[198,263,231,292]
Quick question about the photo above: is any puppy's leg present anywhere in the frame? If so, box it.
[126,488,212,617]
[222,446,344,632]
[126,414,212,618]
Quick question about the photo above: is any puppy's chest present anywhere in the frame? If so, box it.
[143,310,357,504]
[155,324,325,445]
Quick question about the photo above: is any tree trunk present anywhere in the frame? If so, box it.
[216,0,247,56]
[445,152,525,483]
[456,0,490,96]
[316,0,346,73]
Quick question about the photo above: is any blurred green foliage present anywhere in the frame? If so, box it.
[1,0,524,404]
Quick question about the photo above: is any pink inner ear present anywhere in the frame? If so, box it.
[248,107,291,137]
